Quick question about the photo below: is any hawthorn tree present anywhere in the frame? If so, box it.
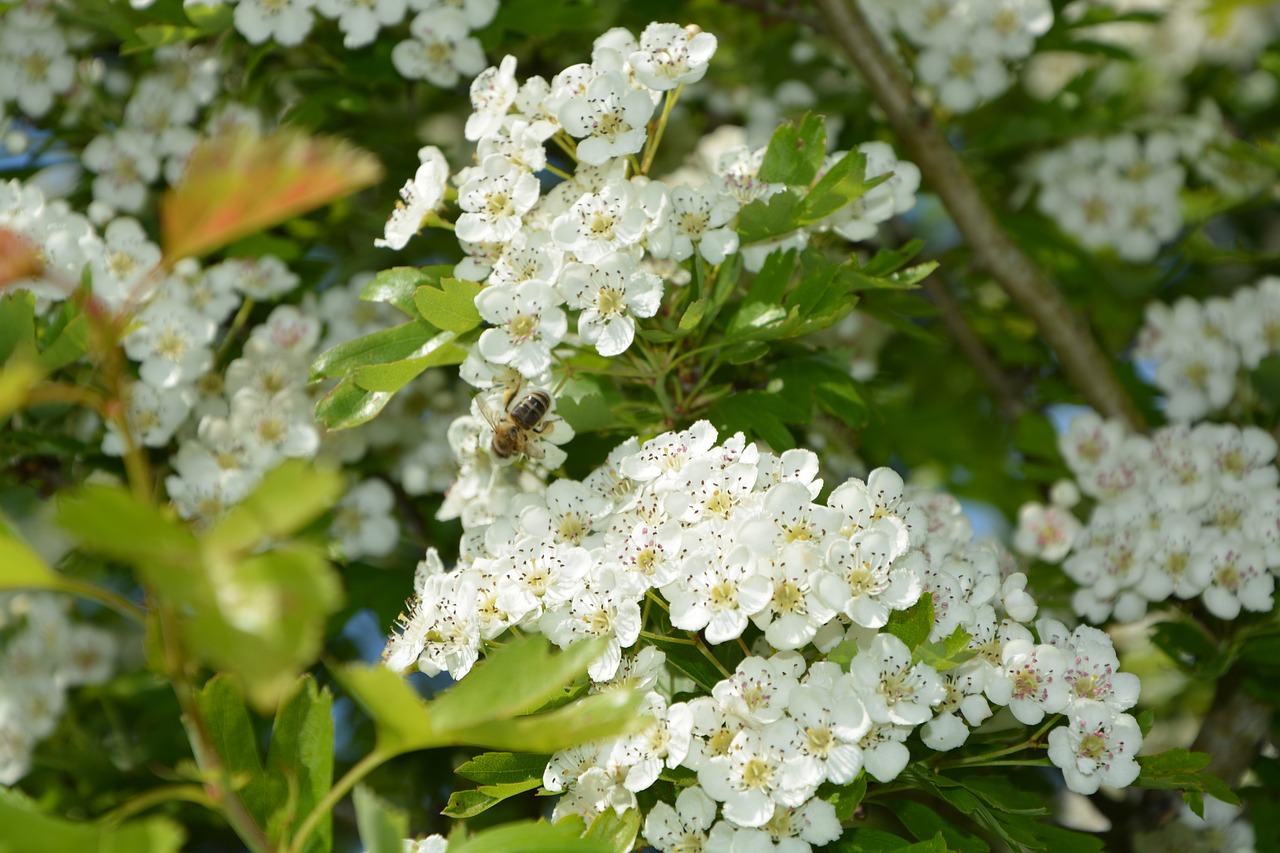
[1,0,1277,851]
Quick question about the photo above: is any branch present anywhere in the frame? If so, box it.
[813,0,1145,430]
[921,276,1026,422]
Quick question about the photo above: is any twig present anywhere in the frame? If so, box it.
[920,277,1026,421]
[813,0,1145,431]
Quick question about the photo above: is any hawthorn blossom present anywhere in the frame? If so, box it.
[559,70,656,165]
[630,23,718,90]
[558,253,663,356]
[475,281,568,377]
[1047,701,1142,795]
[392,9,486,86]
[376,146,450,250]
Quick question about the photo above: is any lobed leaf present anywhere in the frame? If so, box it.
[414,277,483,334]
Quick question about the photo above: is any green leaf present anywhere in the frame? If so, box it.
[1135,749,1239,807]
[37,313,89,371]
[914,625,975,672]
[736,190,802,245]
[826,775,868,822]
[555,375,621,434]
[203,459,344,554]
[584,807,640,853]
[1022,822,1105,853]
[361,266,453,317]
[895,800,988,852]
[678,297,708,332]
[56,483,199,565]
[447,819,616,853]
[265,676,334,853]
[0,292,36,363]
[194,546,343,711]
[758,112,826,185]
[413,277,483,334]
[883,594,935,650]
[0,788,185,853]
[455,752,552,786]
[352,335,467,393]
[353,785,408,853]
[832,828,946,852]
[443,789,506,819]
[335,636,646,757]
[0,529,60,591]
[310,320,440,382]
[797,150,885,224]
[708,392,795,451]
[958,775,1049,816]
[314,377,395,430]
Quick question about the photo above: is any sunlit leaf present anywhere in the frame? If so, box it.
[160,128,382,263]
[0,788,184,853]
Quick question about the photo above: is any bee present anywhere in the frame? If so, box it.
[479,387,554,460]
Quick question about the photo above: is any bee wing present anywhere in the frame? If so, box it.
[472,394,505,433]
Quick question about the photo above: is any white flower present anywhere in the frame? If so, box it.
[629,23,718,91]
[814,528,921,629]
[376,146,450,250]
[551,180,649,263]
[1013,502,1082,563]
[233,0,316,46]
[1037,620,1141,712]
[456,157,542,244]
[847,633,946,726]
[123,301,216,389]
[858,722,912,783]
[666,545,772,644]
[643,786,718,853]
[785,677,870,784]
[81,131,160,214]
[0,21,75,118]
[559,253,663,356]
[228,389,321,468]
[648,183,740,264]
[466,55,519,141]
[1190,539,1273,619]
[987,635,1069,725]
[393,9,486,86]
[331,479,399,560]
[1047,701,1142,795]
[697,724,815,828]
[475,281,568,377]
[538,571,641,681]
[316,0,407,49]
[712,654,802,727]
[559,70,656,166]
[102,381,192,454]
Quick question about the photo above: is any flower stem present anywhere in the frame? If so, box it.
[641,84,683,175]
[288,750,387,853]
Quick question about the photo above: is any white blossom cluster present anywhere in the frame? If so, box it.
[1028,131,1186,263]
[217,0,495,73]
[1134,276,1280,422]
[384,420,1144,846]
[378,22,921,491]
[1133,793,1256,853]
[860,0,1054,113]
[2,175,411,554]
[0,593,118,786]
[0,7,77,121]
[1016,411,1280,624]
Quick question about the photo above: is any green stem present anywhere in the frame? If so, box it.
[936,715,1060,769]
[101,784,217,825]
[216,298,255,364]
[545,163,573,180]
[288,750,388,853]
[691,632,733,680]
[640,630,693,645]
[56,578,146,623]
[641,84,683,175]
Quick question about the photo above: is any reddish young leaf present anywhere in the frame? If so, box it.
[160,128,383,264]
[0,228,44,288]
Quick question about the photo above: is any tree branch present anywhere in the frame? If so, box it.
[813,0,1145,430]
[920,277,1027,422]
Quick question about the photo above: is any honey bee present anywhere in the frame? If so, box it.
[479,387,554,460]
